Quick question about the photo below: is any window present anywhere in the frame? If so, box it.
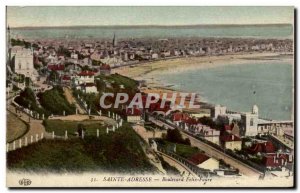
[250,118,254,126]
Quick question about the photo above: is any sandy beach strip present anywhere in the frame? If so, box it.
[113,52,293,79]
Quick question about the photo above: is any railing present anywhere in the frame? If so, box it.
[6,132,47,152]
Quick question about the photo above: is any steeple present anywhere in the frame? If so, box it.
[112,33,117,47]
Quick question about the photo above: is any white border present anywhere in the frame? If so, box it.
[0,1,298,193]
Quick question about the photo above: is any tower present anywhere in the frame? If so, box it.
[252,104,259,114]
[240,105,259,137]
[112,33,117,47]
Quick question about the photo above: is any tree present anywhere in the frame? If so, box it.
[165,128,190,145]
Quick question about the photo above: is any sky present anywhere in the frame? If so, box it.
[7,6,294,28]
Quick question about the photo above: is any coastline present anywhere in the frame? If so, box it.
[113,52,293,113]
[113,52,293,80]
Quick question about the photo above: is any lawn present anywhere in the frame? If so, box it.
[6,111,29,143]
[43,119,109,136]
[7,123,156,174]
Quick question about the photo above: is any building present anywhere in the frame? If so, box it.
[220,134,242,151]
[99,63,111,76]
[11,46,38,82]
[125,107,142,123]
[74,70,95,86]
[188,153,219,171]
[211,105,227,119]
[224,123,240,137]
[248,141,276,154]
[240,105,259,137]
[262,153,293,169]
[195,124,220,145]
[80,83,97,94]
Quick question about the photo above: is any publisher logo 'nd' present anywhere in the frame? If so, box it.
[19,178,31,186]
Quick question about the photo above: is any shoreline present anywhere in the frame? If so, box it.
[114,52,293,114]
[113,52,293,80]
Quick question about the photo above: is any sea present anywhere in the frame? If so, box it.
[155,62,294,121]
[11,24,293,40]
[11,25,294,120]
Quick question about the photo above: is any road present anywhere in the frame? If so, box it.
[149,117,263,178]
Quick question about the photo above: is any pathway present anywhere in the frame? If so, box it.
[63,87,86,114]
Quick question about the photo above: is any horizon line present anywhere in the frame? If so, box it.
[10,23,293,29]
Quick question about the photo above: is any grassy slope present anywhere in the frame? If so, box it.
[39,86,76,115]
[6,112,29,143]
[43,119,108,136]
[7,124,156,174]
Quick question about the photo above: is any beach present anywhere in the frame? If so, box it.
[113,52,293,114]
[113,52,293,80]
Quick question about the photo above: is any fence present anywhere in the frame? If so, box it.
[6,132,47,152]
[6,117,124,153]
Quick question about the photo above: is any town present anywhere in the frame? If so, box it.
[6,26,294,181]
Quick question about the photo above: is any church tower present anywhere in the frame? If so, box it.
[112,33,117,47]
[240,105,259,137]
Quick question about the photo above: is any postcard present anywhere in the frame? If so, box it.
[6,6,294,188]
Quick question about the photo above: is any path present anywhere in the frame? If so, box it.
[63,87,86,114]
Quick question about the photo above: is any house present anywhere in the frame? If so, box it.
[196,125,220,145]
[80,83,97,94]
[224,123,240,137]
[248,141,276,154]
[125,107,142,123]
[151,53,159,59]
[188,153,219,171]
[61,75,71,85]
[171,112,190,126]
[262,153,293,169]
[220,134,242,151]
[99,63,111,76]
[74,70,95,86]
[47,64,65,72]
[71,52,78,59]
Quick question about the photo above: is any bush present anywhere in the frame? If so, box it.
[39,86,75,115]
[165,128,190,145]
[14,87,48,116]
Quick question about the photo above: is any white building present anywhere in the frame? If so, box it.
[240,105,259,137]
[74,71,95,86]
[195,124,220,145]
[80,83,97,94]
[11,46,38,82]
[211,104,227,119]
